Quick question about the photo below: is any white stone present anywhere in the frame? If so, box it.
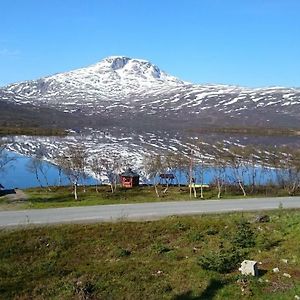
[281,259,288,264]
[283,273,291,278]
[239,260,258,276]
[273,267,280,273]
[295,295,300,300]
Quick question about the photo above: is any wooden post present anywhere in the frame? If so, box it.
[189,150,193,199]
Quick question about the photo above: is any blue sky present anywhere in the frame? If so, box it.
[0,0,300,87]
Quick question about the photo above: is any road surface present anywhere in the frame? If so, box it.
[1,197,300,227]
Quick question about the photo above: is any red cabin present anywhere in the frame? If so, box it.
[120,168,140,188]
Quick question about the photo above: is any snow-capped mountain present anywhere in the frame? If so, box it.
[2,57,300,179]
[1,56,300,129]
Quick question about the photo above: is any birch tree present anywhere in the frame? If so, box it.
[26,146,51,190]
[0,140,15,173]
[144,154,165,197]
[60,145,87,200]
[165,152,190,188]
[227,146,247,197]
[213,145,227,199]
[91,157,103,193]
[100,154,124,193]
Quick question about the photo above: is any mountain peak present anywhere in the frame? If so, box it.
[96,55,159,72]
[101,56,131,70]
[88,56,185,85]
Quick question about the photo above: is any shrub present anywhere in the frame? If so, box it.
[231,219,255,248]
[198,246,243,273]
[187,231,204,242]
[152,243,171,254]
[173,222,189,231]
[206,228,219,235]
[256,233,281,251]
[116,248,131,258]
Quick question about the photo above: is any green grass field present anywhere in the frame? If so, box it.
[0,210,299,299]
[0,184,296,211]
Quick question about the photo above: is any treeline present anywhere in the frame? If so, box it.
[143,144,300,198]
[188,127,300,136]
[2,139,300,200]
[0,126,67,136]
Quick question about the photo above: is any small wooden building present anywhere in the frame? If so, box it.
[120,168,140,188]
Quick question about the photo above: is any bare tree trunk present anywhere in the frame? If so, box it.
[217,179,222,199]
[288,181,297,195]
[163,181,169,194]
[189,152,193,199]
[193,184,197,198]
[58,168,62,187]
[199,160,204,199]
[110,184,114,193]
[238,179,247,197]
[74,183,78,200]
[154,184,160,198]
[114,176,117,193]
[199,167,204,198]
[35,170,43,188]
[40,168,51,191]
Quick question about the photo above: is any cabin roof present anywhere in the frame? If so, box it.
[120,168,139,178]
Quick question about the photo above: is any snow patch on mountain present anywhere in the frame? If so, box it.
[1,56,300,126]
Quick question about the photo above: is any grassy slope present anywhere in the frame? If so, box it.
[0,210,299,299]
[0,185,296,210]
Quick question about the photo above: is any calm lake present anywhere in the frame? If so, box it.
[0,151,277,189]
[0,151,96,189]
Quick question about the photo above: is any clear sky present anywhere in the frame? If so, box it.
[1,0,300,88]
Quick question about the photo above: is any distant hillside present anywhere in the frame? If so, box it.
[0,56,299,131]
[0,100,113,132]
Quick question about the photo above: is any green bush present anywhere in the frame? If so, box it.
[206,228,219,235]
[116,248,131,257]
[256,233,281,250]
[198,246,243,273]
[152,243,172,254]
[173,222,189,231]
[187,231,204,242]
[231,219,255,248]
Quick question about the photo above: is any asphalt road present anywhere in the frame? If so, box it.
[1,197,300,228]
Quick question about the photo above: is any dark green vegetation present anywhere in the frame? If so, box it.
[0,126,67,136]
[1,184,300,210]
[0,210,300,299]
[0,100,75,130]
[189,127,300,136]
[0,100,112,133]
